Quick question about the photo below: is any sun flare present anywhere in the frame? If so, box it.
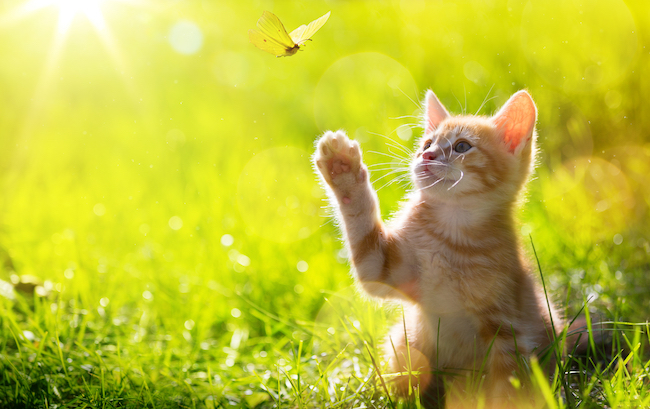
[44,0,107,32]
[55,0,106,31]
[4,0,136,141]
[13,0,108,33]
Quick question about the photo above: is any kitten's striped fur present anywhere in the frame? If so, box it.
[314,90,562,407]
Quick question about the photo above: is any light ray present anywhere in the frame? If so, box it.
[5,0,141,148]
[17,9,71,145]
[91,14,141,108]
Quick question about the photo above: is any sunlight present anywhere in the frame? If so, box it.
[4,0,136,144]
[10,0,108,33]
[55,0,106,32]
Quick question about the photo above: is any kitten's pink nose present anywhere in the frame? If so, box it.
[422,150,439,161]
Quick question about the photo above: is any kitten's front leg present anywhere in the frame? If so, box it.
[314,131,418,300]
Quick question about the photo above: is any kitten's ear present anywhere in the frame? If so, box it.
[492,90,537,155]
[424,90,450,133]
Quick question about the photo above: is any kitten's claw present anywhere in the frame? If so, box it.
[314,131,366,189]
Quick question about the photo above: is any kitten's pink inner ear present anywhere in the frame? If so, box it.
[425,90,450,133]
[492,91,537,154]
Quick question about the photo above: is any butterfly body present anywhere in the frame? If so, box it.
[249,11,330,57]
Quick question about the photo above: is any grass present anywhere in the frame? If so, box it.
[0,0,649,407]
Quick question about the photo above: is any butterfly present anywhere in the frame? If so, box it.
[249,11,331,57]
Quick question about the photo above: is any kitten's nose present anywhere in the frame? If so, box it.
[422,149,439,161]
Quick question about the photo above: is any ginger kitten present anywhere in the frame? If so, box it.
[314,89,562,407]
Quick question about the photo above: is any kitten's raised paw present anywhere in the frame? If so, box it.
[314,131,366,189]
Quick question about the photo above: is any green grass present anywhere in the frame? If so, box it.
[0,0,650,407]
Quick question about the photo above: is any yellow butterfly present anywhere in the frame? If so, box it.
[249,11,331,57]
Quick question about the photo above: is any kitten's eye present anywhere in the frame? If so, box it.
[423,140,432,150]
[454,141,472,153]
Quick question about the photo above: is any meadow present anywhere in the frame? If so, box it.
[0,0,649,407]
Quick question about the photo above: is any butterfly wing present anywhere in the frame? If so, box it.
[289,24,307,43]
[249,29,294,56]
[256,11,296,49]
[290,11,330,45]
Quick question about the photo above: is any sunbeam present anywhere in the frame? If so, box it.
[3,0,139,145]
[9,0,108,32]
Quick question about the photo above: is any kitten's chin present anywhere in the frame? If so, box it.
[412,176,460,195]
[412,166,461,194]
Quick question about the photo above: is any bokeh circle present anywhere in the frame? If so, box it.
[314,52,418,135]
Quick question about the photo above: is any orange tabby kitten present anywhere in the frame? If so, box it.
[314,89,562,407]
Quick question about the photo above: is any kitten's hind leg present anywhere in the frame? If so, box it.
[384,310,441,405]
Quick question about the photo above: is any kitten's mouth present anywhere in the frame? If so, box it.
[425,163,445,175]
[417,161,448,178]
[413,162,460,188]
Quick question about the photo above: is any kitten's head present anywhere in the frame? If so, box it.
[411,89,537,203]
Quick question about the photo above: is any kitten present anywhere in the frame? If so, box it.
[313,89,563,407]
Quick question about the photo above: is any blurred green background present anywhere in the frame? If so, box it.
[0,0,649,406]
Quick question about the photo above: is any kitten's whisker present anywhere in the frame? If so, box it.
[451,91,464,115]
[373,165,411,173]
[372,169,411,185]
[447,170,464,191]
[475,84,496,115]
[368,150,406,159]
[376,174,404,192]
[389,115,421,120]
[396,86,422,110]
[382,173,412,187]
[394,175,414,189]
[417,177,444,192]
[368,150,409,163]
[368,160,409,168]
[368,165,410,172]
[367,131,391,138]
[389,120,421,128]
[387,144,414,158]
[367,132,415,157]
[387,148,413,162]
[368,130,414,147]
[368,160,410,168]
[372,168,410,173]
[463,83,467,115]
[367,132,403,152]
[440,135,453,161]
[376,173,413,192]
[371,170,411,178]
[450,154,465,164]
[390,175,410,184]
[397,179,413,190]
